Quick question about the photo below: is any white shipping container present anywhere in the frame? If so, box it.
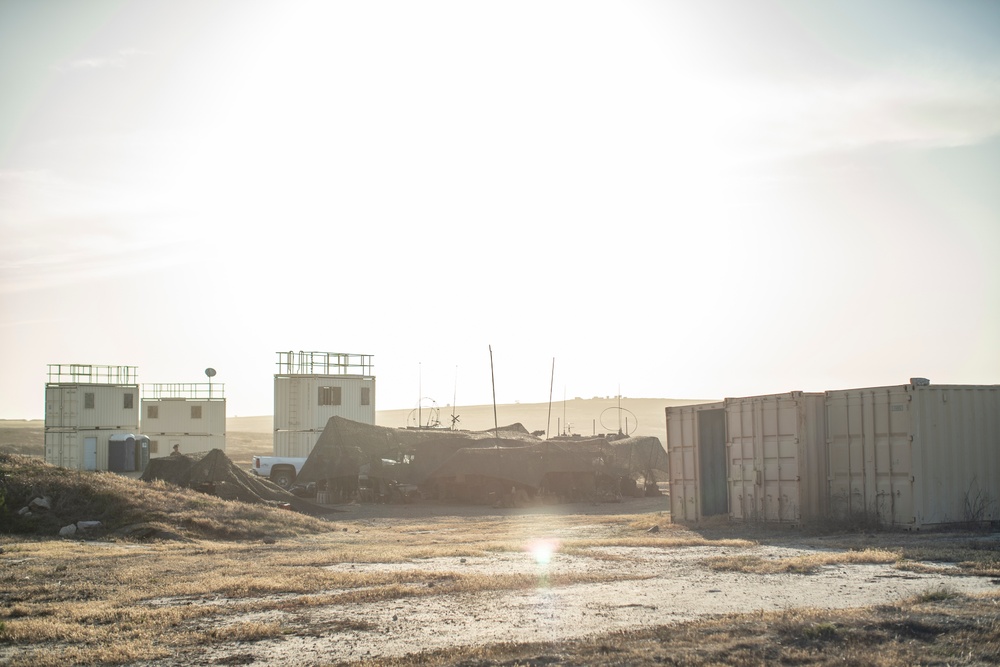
[826,384,1000,528]
[726,392,827,523]
[666,402,727,522]
[45,384,140,430]
[274,430,321,458]
[273,376,376,431]
[141,398,226,436]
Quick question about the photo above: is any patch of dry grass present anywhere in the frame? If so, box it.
[358,591,1000,667]
[703,548,900,575]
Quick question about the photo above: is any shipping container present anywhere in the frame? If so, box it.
[726,392,827,523]
[45,384,140,430]
[141,397,226,436]
[666,402,727,522]
[273,376,376,431]
[826,384,1000,528]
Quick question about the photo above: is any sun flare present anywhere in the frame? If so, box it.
[527,538,560,566]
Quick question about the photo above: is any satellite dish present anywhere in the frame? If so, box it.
[205,368,216,378]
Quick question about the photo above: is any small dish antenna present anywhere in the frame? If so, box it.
[205,368,216,397]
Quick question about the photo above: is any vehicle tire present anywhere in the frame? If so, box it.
[271,466,295,489]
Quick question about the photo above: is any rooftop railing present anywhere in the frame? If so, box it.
[276,351,374,376]
[47,364,138,385]
[141,383,225,400]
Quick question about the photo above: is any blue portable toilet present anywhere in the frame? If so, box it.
[134,435,150,472]
[108,434,136,472]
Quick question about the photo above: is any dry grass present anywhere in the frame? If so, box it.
[703,548,901,575]
[3,434,1000,666]
[357,591,1000,667]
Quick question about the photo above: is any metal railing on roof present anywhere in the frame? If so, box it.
[141,383,225,400]
[47,364,138,385]
[275,351,374,376]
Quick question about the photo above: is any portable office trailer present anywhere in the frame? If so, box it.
[142,398,226,435]
[665,402,727,522]
[274,351,375,455]
[826,383,1000,529]
[726,392,827,523]
[45,383,140,429]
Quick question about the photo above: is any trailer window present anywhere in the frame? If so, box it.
[361,387,370,406]
[147,405,159,419]
[318,386,342,406]
[84,393,95,409]
[191,405,202,419]
[124,393,134,409]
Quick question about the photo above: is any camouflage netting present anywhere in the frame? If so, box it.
[141,449,335,515]
[295,417,667,495]
[295,416,539,486]
[427,441,608,487]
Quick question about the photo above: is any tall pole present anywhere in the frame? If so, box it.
[451,365,458,430]
[546,357,555,440]
[418,362,422,429]
[489,345,499,444]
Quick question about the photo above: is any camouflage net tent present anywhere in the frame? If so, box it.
[295,417,667,504]
[295,416,539,488]
[141,449,333,515]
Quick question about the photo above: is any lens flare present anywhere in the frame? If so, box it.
[526,538,559,565]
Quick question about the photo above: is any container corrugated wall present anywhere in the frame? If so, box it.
[725,392,827,523]
[666,402,726,522]
[141,399,226,436]
[827,384,1000,528]
[274,430,319,458]
[912,386,1000,526]
[826,386,915,526]
[273,376,376,432]
[45,384,140,430]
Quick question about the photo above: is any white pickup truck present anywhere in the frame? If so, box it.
[250,455,307,488]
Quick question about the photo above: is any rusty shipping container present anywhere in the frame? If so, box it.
[826,383,1000,529]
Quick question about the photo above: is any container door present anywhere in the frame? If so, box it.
[666,406,700,521]
[698,409,727,516]
[727,396,803,522]
[826,389,914,526]
[84,437,97,471]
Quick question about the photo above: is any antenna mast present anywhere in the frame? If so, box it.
[546,358,555,440]
[489,345,499,443]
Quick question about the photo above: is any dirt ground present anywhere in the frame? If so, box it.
[132,499,1000,667]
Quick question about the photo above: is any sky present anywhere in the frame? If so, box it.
[2,0,999,419]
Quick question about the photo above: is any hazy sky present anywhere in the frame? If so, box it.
[2,0,999,419]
